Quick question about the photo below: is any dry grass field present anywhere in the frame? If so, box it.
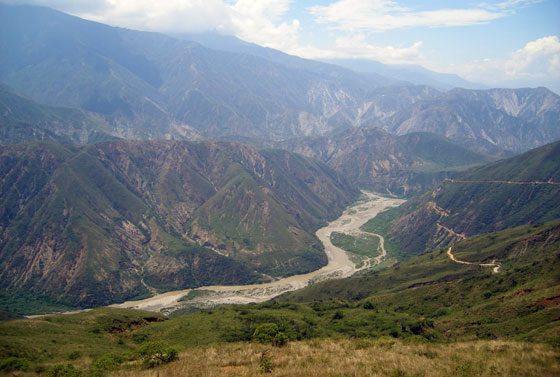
[107,338,560,377]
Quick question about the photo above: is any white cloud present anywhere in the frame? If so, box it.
[2,0,301,51]
[290,34,425,65]
[480,0,545,10]
[308,0,505,32]
[229,0,300,51]
[447,36,560,88]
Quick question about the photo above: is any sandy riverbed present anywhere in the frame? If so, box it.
[110,192,405,313]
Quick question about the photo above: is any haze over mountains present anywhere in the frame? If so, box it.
[1,4,559,155]
[0,3,559,316]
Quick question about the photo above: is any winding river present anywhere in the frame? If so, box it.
[110,192,404,314]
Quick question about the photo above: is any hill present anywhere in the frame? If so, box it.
[0,220,558,376]
[281,127,494,196]
[0,85,120,145]
[0,4,387,143]
[0,140,358,312]
[361,141,560,257]
[281,219,560,344]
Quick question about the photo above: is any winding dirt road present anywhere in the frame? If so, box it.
[447,245,500,273]
[110,192,405,313]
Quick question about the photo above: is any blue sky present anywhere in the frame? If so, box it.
[4,0,560,91]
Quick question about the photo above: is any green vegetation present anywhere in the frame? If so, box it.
[330,231,381,268]
[178,290,215,302]
[381,141,560,256]
[282,220,560,345]
[360,207,405,260]
[0,221,558,375]
[0,140,357,312]
[400,132,495,172]
[330,232,379,257]
[136,341,177,368]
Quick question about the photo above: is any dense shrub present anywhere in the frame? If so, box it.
[46,363,84,377]
[92,352,124,371]
[253,323,280,344]
[136,341,177,368]
[0,357,30,372]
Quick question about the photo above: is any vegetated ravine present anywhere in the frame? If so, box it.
[110,192,405,314]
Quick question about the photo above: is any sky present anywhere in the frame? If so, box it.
[3,0,560,91]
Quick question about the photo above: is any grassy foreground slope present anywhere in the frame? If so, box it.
[281,220,560,344]
[1,220,558,375]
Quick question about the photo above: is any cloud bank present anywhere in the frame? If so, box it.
[308,0,505,32]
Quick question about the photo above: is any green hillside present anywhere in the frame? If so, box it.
[0,220,558,376]
[0,140,358,314]
[368,141,560,256]
[282,127,494,196]
[0,85,117,145]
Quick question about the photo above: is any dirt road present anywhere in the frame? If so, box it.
[446,245,500,273]
[110,192,405,314]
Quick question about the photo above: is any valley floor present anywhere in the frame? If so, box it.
[107,339,559,377]
[109,192,404,314]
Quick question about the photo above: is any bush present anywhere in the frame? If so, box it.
[253,323,280,344]
[259,351,272,373]
[136,341,177,368]
[46,363,84,377]
[132,333,148,344]
[67,351,82,360]
[273,332,289,347]
[92,352,124,371]
[0,357,31,372]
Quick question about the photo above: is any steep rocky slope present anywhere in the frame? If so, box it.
[376,141,560,256]
[0,140,358,307]
[385,88,560,155]
[0,85,121,145]
[281,127,493,196]
[0,4,384,142]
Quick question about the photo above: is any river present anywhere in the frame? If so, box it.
[110,192,404,314]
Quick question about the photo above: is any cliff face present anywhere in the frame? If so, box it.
[0,141,358,307]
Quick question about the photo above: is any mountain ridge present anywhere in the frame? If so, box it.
[0,140,358,308]
[1,4,558,154]
[369,141,560,257]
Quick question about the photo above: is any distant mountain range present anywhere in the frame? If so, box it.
[1,4,559,155]
[280,127,494,196]
[0,85,120,144]
[376,141,560,257]
[321,58,483,90]
[0,140,357,307]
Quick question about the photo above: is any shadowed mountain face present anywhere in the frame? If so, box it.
[0,85,122,145]
[379,141,560,256]
[280,127,494,196]
[0,140,358,307]
[1,4,559,155]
